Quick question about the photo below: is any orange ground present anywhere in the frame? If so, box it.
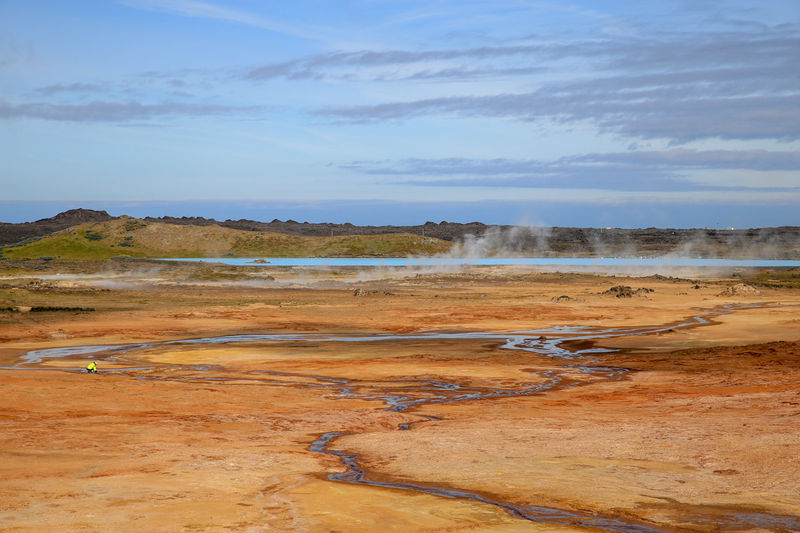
[1,266,799,532]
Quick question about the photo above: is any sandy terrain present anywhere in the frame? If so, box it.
[1,264,799,532]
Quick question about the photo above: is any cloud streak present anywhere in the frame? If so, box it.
[119,0,320,41]
[243,43,568,81]
[573,149,800,172]
[0,100,259,122]
[35,83,103,95]
[250,25,798,142]
[243,26,799,81]
[341,150,800,191]
[320,91,800,142]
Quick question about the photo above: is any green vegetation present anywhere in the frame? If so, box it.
[123,219,147,232]
[2,233,145,260]
[0,218,454,260]
[738,269,800,289]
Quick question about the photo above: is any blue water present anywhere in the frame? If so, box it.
[158,257,800,267]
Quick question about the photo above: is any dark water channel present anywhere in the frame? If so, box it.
[13,303,800,532]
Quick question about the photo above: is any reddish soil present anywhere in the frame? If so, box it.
[1,267,799,532]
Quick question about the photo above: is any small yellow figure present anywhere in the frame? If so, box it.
[86,361,98,373]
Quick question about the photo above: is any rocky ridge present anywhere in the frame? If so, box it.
[1,210,799,258]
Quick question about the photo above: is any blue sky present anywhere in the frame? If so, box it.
[1,0,798,226]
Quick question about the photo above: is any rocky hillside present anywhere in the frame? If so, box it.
[145,219,799,258]
[0,217,452,260]
[142,215,489,241]
[1,210,798,258]
[0,209,113,247]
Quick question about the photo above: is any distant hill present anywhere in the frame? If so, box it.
[1,210,798,259]
[141,215,490,242]
[0,217,453,260]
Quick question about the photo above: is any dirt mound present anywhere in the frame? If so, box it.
[602,286,654,298]
[717,283,761,296]
[354,288,394,297]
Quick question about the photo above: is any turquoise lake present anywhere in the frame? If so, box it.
[159,257,800,267]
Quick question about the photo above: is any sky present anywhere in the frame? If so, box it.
[1,0,799,227]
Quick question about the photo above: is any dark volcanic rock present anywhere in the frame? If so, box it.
[603,286,655,298]
[46,209,112,225]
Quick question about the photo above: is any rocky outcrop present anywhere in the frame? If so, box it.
[603,286,655,298]
[0,209,112,247]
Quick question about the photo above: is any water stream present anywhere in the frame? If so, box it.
[160,257,800,267]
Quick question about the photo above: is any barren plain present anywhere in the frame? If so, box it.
[1,260,799,532]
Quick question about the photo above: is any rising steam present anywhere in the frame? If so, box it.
[445,225,552,258]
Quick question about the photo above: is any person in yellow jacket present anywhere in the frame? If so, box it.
[86,361,97,373]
